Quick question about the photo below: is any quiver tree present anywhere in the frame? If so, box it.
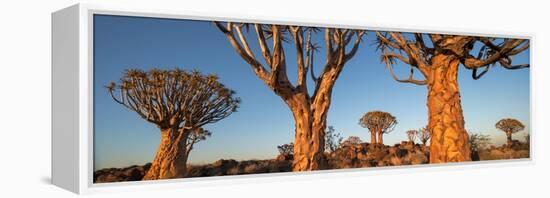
[215,22,365,171]
[107,69,240,180]
[417,126,431,145]
[495,118,525,146]
[406,130,418,143]
[342,136,363,146]
[376,32,529,163]
[359,111,397,145]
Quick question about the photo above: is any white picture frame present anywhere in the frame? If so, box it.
[52,3,534,194]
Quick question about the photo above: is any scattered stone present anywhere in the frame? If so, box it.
[94,142,528,183]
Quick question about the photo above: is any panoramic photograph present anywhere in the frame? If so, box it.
[92,14,530,183]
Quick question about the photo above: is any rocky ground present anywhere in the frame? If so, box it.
[94,141,529,183]
[94,159,292,183]
[94,164,152,183]
[477,141,530,161]
[328,141,429,169]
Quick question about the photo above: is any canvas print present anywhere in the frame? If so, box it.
[93,14,530,183]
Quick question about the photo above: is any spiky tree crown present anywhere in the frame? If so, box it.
[107,68,240,129]
[359,111,397,134]
[495,118,525,134]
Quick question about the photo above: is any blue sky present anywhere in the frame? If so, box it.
[93,15,530,170]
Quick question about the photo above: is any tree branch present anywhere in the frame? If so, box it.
[325,28,334,62]
[463,39,528,69]
[269,25,290,89]
[384,59,427,85]
[214,22,271,82]
[290,26,308,90]
[376,32,429,76]
[381,53,411,65]
[472,65,491,80]
[304,30,319,84]
[254,24,273,66]
[344,31,365,62]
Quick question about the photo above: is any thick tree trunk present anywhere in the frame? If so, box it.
[377,131,384,145]
[287,93,328,171]
[506,131,513,146]
[427,55,471,163]
[370,131,377,145]
[143,128,190,180]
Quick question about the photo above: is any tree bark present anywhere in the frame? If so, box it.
[506,131,513,146]
[427,55,471,163]
[286,93,329,171]
[370,131,377,145]
[377,131,384,145]
[143,128,190,180]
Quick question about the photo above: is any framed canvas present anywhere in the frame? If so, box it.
[52,3,533,194]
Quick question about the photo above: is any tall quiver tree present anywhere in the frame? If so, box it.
[495,118,525,146]
[107,69,240,180]
[376,32,529,163]
[215,22,365,171]
[359,111,397,145]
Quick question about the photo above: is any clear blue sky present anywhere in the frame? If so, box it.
[93,15,530,170]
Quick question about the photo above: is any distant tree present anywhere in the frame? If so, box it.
[417,126,431,146]
[469,133,491,161]
[376,32,529,163]
[342,136,363,146]
[325,126,343,153]
[359,111,397,145]
[277,143,294,157]
[216,22,366,171]
[406,130,418,144]
[495,118,525,146]
[107,69,240,180]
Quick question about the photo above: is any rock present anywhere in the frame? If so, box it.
[270,160,292,172]
[357,152,367,160]
[94,164,150,183]
[409,153,428,165]
[213,159,238,167]
[377,160,388,167]
[187,165,207,177]
[226,166,241,175]
[276,154,293,161]
[401,141,414,151]
[122,167,143,181]
[368,149,387,162]
[389,156,401,166]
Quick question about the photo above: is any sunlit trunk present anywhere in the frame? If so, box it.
[370,130,377,145]
[143,128,190,180]
[287,93,328,171]
[427,55,471,163]
[377,131,384,145]
[506,131,513,146]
